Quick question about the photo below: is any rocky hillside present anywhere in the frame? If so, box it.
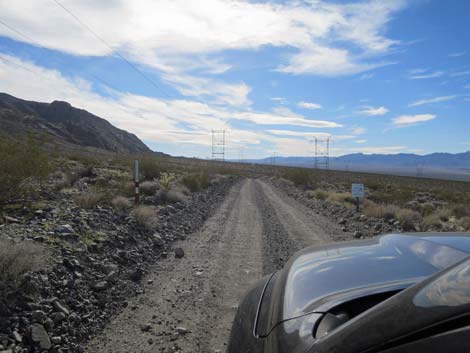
[0,93,150,153]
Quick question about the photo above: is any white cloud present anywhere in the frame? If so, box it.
[409,71,444,79]
[464,85,470,89]
[0,54,344,157]
[351,127,367,135]
[450,71,470,77]
[409,95,457,107]
[161,73,251,106]
[392,114,436,126]
[449,52,465,57]
[298,101,322,110]
[0,0,407,77]
[359,106,389,116]
[355,139,368,143]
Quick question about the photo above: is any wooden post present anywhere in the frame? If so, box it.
[356,197,360,212]
[134,159,140,205]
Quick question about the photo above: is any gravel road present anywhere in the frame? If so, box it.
[86,178,345,353]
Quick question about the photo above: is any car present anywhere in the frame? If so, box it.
[227,232,470,353]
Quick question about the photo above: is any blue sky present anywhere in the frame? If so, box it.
[0,0,469,158]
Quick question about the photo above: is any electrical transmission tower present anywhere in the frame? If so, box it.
[416,164,424,178]
[314,137,331,170]
[211,130,226,161]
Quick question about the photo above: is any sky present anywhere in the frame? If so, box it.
[0,0,469,159]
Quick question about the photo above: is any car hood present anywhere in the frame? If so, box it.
[258,233,470,336]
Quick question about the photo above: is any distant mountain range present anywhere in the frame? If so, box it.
[243,152,470,181]
[0,92,150,153]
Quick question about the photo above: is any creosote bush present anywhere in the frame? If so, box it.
[111,196,131,211]
[139,158,162,180]
[312,189,328,200]
[133,206,157,229]
[283,168,311,186]
[0,138,51,208]
[181,172,211,192]
[0,240,47,286]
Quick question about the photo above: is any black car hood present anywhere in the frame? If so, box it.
[260,233,470,336]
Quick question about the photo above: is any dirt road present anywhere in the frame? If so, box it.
[86,178,346,353]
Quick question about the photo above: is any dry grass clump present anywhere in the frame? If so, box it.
[364,204,400,220]
[327,192,355,206]
[133,206,157,229]
[140,181,158,196]
[111,196,131,211]
[422,213,443,230]
[74,192,103,209]
[166,190,186,204]
[459,217,470,231]
[0,239,47,285]
[396,209,422,231]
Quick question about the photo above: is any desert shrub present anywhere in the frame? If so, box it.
[283,168,311,186]
[0,240,47,286]
[74,192,103,209]
[182,172,211,192]
[111,196,131,210]
[327,192,355,206]
[313,189,328,200]
[132,206,157,229]
[166,190,186,203]
[397,209,422,231]
[422,213,443,230]
[364,204,400,220]
[419,202,436,217]
[159,172,176,191]
[452,205,470,219]
[140,181,158,196]
[0,138,51,208]
[459,217,470,231]
[139,158,162,180]
[436,208,452,222]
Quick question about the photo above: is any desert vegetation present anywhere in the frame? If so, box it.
[281,166,470,232]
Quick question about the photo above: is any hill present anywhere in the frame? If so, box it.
[0,92,151,153]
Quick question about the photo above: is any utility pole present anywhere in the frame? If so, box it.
[211,130,226,161]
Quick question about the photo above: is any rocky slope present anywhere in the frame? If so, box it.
[0,93,150,154]
[0,172,236,353]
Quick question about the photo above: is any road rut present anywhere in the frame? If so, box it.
[86,178,344,353]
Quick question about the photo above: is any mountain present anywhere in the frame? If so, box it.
[0,93,151,153]
[242,152,470,181]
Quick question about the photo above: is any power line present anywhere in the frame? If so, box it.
[0,18,39,45]
[50,0,173,99]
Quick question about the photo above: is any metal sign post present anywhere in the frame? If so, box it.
[351,183,364,212]
[134,159,140,205]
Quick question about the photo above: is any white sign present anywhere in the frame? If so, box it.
[351,183,364,198]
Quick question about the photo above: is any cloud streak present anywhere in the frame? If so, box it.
[409,95,457,107]
[359,106,389,116]
[392,114,436,126]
